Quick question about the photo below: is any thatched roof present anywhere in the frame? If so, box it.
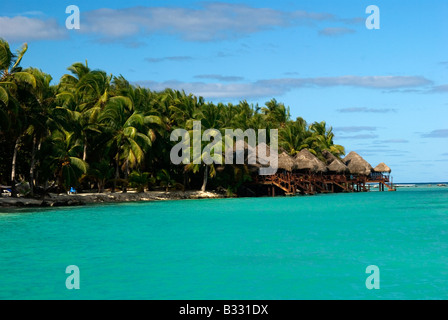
[277,152,295,171]
[374,162,391,173]
[321,150,348,173]
[342,151,373,175]
[294,149,327,172]
[322,150,338,165]
[327,159,349,173]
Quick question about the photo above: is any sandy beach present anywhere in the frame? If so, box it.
[0,190,225,208]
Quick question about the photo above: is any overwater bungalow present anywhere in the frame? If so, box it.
[371,162,396,191]
[293,149,327,195]
[373,162,391,175]
[321,150,350,192]
[247,146,396,197]
[341,151,373,192]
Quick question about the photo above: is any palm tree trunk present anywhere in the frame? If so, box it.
[99,179,105,193]
[201,165,209,192]
[29,135,37,197]
[34,140,42,187]
[10,136,21,198]
[123,160,129,193]
[183,171,188,191]
[83,136,87,162]
[112,156,119,193]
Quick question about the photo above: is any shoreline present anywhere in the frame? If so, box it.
[2,183,446,209]
[0,190,226,208]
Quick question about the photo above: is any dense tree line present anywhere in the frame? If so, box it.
[0,39,345,197]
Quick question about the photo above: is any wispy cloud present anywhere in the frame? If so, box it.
[80,3,354,42]
[337,134,379,140]
[422,129,448,138]
[284,72,300,76]
[339,17,365,25]
[194,74,244,82]
[386,83,448,94]
[334,126,377,133]
[337,107,397,113]
[133,80,281,99]
[259,76,432,90]
[319,27,356,37]
[313,76,431,88]
[145,56,193,63]
[377,139,409,144]
[354,148,409,154]
[428,84,448,93]
[135,75,433,99]
[383,88,424,94]
[0,16,67,42]
[20,11,45,17]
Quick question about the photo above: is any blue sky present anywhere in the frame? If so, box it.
[1,0,447,182]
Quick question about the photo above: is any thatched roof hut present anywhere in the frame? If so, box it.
[277,152,296,171]
[374,162,391,173]
[342,151,373,175]
[322,150,338,165]
[294,149,327,172]
[322,150,348,173]
[327,159,349,173]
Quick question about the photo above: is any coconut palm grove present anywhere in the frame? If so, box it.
[0,39,350,197]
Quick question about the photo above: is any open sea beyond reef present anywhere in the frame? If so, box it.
[0,184,447,300]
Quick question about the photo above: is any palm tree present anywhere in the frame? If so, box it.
[99,96,156,192]
[22,68,56,196]
[0,39,36,196]
[57,62,110,161]
[128,171,152,193]
[49,129,88,191]
[168,90,204,127]
[308,121,345,158]
[261,98,290,128]
[156,169,179,192]
[88,159,114,193]
[184,103,224,192]
[279,117,311,155]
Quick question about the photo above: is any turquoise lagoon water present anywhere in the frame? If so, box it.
[0,185,447,300]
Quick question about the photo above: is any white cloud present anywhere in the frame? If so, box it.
[337,134,379,140]
[0,16,67,42]
[134,75,432,99]
[337,107,397,113]
[377,139,409,144]
[145,56,193,63]
[81,3,337,42]
[305,76,432,89]
[334,126,377,133]
[428,84,448,93]
[422,129,448,138]
[319,27,356,36]
[134,80,282,99]
[194,74,244,82]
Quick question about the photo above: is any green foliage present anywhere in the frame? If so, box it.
[129,171,154,193]
[156,169,179,192]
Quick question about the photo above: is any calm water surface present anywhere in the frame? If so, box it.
[0,186,447,299]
